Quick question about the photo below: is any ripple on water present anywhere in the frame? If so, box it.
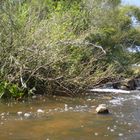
[132,95,140,100]
[109,97,127,106]
[1,94,140,140]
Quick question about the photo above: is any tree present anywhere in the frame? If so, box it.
[84,0,140,68]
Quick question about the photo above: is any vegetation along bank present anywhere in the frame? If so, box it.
[0,0,140,99]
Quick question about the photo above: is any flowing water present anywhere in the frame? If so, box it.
[0,91,140,140]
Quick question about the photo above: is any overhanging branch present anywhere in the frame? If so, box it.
[56,40,106,54]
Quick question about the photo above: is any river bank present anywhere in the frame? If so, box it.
[0,0,140,100]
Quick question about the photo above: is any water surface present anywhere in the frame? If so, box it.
[0,92,140,140]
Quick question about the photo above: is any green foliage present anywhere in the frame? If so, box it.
[0,0,140,98]
[0,82,24,99]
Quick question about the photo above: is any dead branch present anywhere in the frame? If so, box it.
[56,40,106,54]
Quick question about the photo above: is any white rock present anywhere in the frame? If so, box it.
[17,112,22,115]
[24,113,31,118]
[96,104,109,114]
[110,129,114,132]
[128,123,132,126]
[94,132,98,136]
[98,104,106,107]
[107,126,110,130]
[32,95,37,99]
[1,116,4,119]
[118,133,123,137]
[64,104,68,111]
[1,113,5,116]
[69,107,73,110]
[37,109,44,113]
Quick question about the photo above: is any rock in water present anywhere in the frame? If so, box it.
[17,111,22,116]
[24,113,31,118]
[96,104,109,114]
[37,109,44,113]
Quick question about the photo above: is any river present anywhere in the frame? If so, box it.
[0,91,140,140]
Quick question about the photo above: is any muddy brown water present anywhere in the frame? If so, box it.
[0,91,140,140]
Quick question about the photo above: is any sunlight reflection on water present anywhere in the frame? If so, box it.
[0,93,140,140]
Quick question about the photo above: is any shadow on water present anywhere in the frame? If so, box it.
[0,92,140,140]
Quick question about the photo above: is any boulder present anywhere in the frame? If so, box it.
[96,104,109,114]
[127,78,136,90]
[120,85,129,90]
[116,78,137,90]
